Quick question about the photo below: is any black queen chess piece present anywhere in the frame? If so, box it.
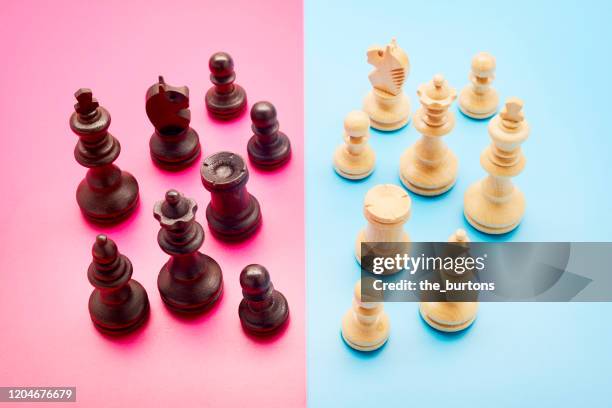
[154,190,223,313]
[70,89,139,224]
[146,76,201,170]
[247,101,292,170]
[87,234,150,334]
[205,52,247,120]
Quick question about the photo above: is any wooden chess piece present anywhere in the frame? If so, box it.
[146,76,201,170]
[205,52,247,120]
[341,280,390,352]
[239,264,289,336]
[419,229,478,332]
[333,110,376,180]
[247,101,291,169]
[459,52,499,119]
[399,74,458,196]
[362,38,411,131]
[355,184,411,266]
[464,98,529,234]
[87,234,150,334]
[154,190,223,313]
[70,88,139,224]
[200,152,262,242]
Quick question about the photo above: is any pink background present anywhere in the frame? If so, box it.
[0,1,304,407]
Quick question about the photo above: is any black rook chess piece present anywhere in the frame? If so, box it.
[146,76,201,170]
[154,189,223,313]
[205,52,247,120]
[200,152,262,242]
[247,101,292,170]
[70,88,139,224]
[239,264,289,336]
[87,234,150,334]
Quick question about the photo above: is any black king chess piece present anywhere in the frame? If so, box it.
[247,101,292,170]
[154,189,223,313]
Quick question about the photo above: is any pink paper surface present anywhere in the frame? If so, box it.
[0,1,305,407]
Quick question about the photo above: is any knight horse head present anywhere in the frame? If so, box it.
[366,38,409,96]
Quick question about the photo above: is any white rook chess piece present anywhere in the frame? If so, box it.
[459,52,499,119]
[464,98,529,234]
[333,111,376,180]
[419,229,478,332]
[355,184,411,266]
[399,74,458,196]
[341,280,390,352]
[362,38,411,131]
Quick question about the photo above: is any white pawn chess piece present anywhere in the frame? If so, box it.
[399,74,458,196]
[362,38,411,131]
[464,98,529,234]
[459,52,499,119]
[419,229,478,332]
[355,184,411,267]
[333,111,376,179]
[341,280,390,352]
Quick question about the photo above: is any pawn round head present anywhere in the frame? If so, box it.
[344,110,370,137]
[472,52,496,77]
[240,264,273,299]
[250,101,277,128]
[92,234,118,264]
[209,52,235,77]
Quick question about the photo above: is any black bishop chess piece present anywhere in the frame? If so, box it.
[205,52,247,120]
[239,264,289,336]
[146,76,201,170]
[154,189,223,313]
[70,89,139,224]
[200,152,262,242]
[87,234,150,334]
[247,101,292,170]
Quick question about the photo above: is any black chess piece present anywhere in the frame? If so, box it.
[87,234,150,334]
[239,264,289,336]
[154,189,223,313]
[247,101,292,170]
[146,76,201,171]
[205,52,247,120]
[70,89,139,224]
[200,152,262,242]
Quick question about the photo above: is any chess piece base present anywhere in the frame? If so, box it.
[88,280,150,334]
[419,302,477,332]
[239,290,289,335]
[333,145,375,180]
[363,91,411,132]
[354,229,410,266]
[341,309,389,351]
[76,172,139,224]
[399,147,458,196]
[157,254,224,313]
[206,196,262,242]
[247,132,292,170]
[149,127,201,171]
[205,85,247,120]
[458,87,499,120]
[463,181,525,234]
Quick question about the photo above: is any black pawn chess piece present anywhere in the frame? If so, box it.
[205,52,247,120]
[87,234,150,334]
[200,152,262,242]
[70,89,139,224]
[247,101,292,170]
[154,189,223,313]
[146,76,201,170]
[239,264,289,335]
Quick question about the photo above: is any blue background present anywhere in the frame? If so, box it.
[305,1,612,406]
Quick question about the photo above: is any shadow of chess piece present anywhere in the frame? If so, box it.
[70,88,139,224]
[154,190,223,313]
[87,234,150,334]
[205,52,247,120]
[247,101,291,170]
[146,76,201,170]
[200,152,262,242]
[239,264,289,336]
